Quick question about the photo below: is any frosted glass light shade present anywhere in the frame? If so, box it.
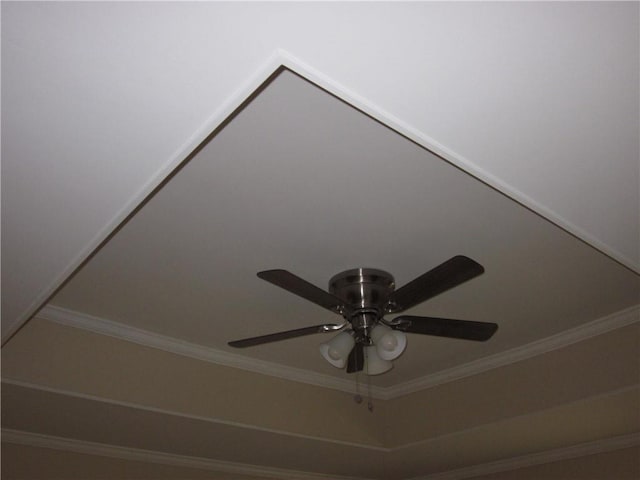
[370,324,407,360]
[319,331,355,368]
[364,346,393,375]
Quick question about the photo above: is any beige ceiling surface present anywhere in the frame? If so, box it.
[3,3,639,343]
[49,69,639,387]
[2,318,638,478]
[4,443,639,480]
[3,382,637,480]
[2,4,639,479]
[1,443,269,480]
[5,319,637,446]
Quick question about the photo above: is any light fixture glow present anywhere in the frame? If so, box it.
[370,324,407,361]
[319,331,355,368]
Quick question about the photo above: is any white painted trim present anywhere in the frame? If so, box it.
[1,51,286,344]
[2,378,389,453]
[5,379,636,455]
[412,432,640,480]
[6,47,638,346]
[36,305,385,398]
[276,50,640,275]
[37,304,639,400]
[3,427,638,480]
[386,304,640,398]
[1,429,370,480]
[392,384,639,452]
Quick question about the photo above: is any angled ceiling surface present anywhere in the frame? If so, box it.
[2,2,639,344]
[2,4,639,478]
[3,321,639,479]
[47,68,639,387]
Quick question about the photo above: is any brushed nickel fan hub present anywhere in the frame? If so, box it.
[329,268,395,309]
[329,268,395,337]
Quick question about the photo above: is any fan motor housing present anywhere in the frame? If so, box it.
[329,268,395,332]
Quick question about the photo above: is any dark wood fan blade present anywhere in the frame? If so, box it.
[346,343,364,373]
[388,256,484,313]
[228,324,341,348]
[391,315,498,341]
[258,270,348,314]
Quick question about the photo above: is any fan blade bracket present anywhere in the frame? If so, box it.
[382,316,409,328]
[384,300,399,314]
[331,304,348,316]
[320,324,344,333]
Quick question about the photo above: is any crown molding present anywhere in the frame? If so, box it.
[0,51,288,346]
[276,49,640,275]
[1,429,370,480]
[37,304,639,401]
[5,47,638,346]
[4,428,638,480]
[386,304,640,398]
[413,432,640,480]
[5,378,635,456]
[2,377,390,452]
[36,305,382,398]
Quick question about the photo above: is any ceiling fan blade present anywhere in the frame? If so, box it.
[391,315,498,341]
[346,342,364,373]
[258,270,348,315]
[228,323,342,348]
[388,256,484,313]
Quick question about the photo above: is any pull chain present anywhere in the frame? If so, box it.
[352,347,373,412]
[365,344,373,412]
[367,367,374,412]
[353,373,363,404]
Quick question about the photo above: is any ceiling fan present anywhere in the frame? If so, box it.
[228,256,498,375]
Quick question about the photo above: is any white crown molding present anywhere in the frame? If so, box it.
[391,384,639,453]
[276,49,640,275]
[3,428,638,480]
[2,378,390,452]
[6,47,638,347]
[5,378,635,456]
[37,304,639,401]
[36,305,382,398]
[385,304,640,398]
[1,50,288,345]
[412,432,640,480]
[0,429,370,480]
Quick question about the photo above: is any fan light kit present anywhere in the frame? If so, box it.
[229,256,498,375]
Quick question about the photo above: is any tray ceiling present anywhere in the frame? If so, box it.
[2,4,638,478]
[47,69,638,387]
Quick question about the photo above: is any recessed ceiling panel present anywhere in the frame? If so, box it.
[49,69,639,387]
